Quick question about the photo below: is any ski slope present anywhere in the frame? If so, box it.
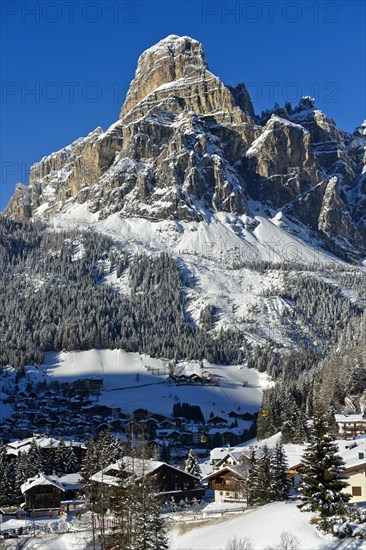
[20,349,271,419]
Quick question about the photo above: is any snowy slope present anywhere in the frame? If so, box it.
[49,203,345,345]
[168,500,363,549]
[20,349,270,419]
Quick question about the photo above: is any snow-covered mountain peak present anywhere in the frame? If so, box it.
[3,36,366,260]
[120,35,211,120]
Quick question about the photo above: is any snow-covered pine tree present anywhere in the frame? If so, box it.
[132,475,169,550]
[80,436,98,499]
[56,439,68,473]
[298,409,351,517]
[114,460,168,550]
[27,439,42,477]
[184,449,201,479]
[249,445,272,505]
[270,442,291,501]
[3,461,17,505]
[15,452,30,502]
[293,406,308,444]
[280,389,300,443]
[0,442,8,505]
[246,447,257,506]
[65,444,79,473]
[42,443,57,475]
[98,429,118,466]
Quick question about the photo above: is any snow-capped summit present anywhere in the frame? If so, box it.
[4,36,366,259]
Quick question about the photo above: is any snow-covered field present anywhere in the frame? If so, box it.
[12,349,271,419]
[168,500,364,549]
[2,502,364,550]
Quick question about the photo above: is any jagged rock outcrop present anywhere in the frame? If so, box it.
[318,176,363,251]
[5,183,32,220]
[3,35,366,259]
[244,115,321,208]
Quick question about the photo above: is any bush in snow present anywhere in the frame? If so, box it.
[264,531,299,550]
[317,505,366,540]
[225,536,254,550]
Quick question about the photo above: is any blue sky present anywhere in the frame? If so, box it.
[1,0,365,210]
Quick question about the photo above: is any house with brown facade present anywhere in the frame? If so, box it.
[21,474,65,513]
[91,456,204,504]
[203,465,248,503]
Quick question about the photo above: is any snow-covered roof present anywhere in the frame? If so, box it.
[21,474,65,494]
[343,459,366,473]
[335,414,366,424]
[283,444,305,469]
[58,473,82,491]
[210,446,239,462]
[203,464,247,481]
[91,456,199,487]
[7,435,83,456]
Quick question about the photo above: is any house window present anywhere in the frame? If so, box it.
[352,486,362,496]
[220,491,223,495]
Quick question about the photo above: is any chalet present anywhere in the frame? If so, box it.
[58,473,82,500]
[150,413,166,423]
[131,408,150,421]
[81,404,118,418]
[91,456,204,504]
[21,474,65,513]
[201,370,211,382]
[207,428,243,447]
[214,449,250,470]
[335,414,366,438]
[342,459,366,503]
[208,415,228,426]
[203,466,248,503]
[189,374,202,385]
[7,435,85,461]
[74,378,103,396]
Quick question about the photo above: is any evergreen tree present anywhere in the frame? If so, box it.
[81,436,99,499]
[0,442,8,505]
[270,442,291,501]
[184,449,201,479]
[132,475,169,550]
[298,410,351,517]
[4,461,17,505]
[56,439,68,473]
[42,444,57,475]
[249,445,272,505]
[27,439,42,477]
[293,407,308,444]
[15,452,29,502]
[246,447,257,506]
[65,444,79,473]
[114,459,168,549]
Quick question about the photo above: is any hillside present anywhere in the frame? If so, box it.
[1,35,366,440]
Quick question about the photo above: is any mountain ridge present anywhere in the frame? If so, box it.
[4,34,366,261]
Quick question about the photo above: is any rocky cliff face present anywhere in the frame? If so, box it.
[4,35,366,259]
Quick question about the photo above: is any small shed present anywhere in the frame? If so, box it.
[21,474,65,511]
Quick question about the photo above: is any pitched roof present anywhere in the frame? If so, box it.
[343,460,366,474]
[203,465,248,481]
[21,474,65,494]
[91,456,200,486]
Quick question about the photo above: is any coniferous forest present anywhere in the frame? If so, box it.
[1,214,366,443]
